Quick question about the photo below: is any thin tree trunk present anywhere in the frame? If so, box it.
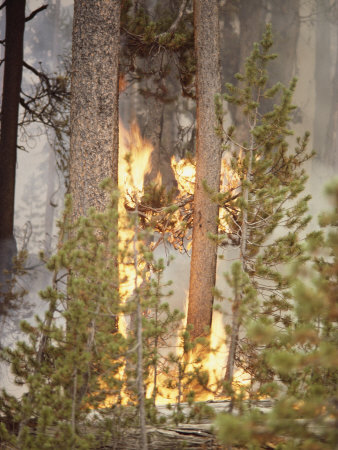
[225,94,257,394]
[71,368,78,432]
[160,92,179,190]
[324,9,338,169]
[187,0,222,339]
[44,0,61,254]
[69,0,120,219]
[269,0,300,87]
[0,0,25,300]
[234,0,266,141]
[133,208,148,450]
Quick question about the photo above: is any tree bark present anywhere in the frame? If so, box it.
[69,0,120,218]
[187,0,222,339]
[0,0,25,303]
[68,0,121,413]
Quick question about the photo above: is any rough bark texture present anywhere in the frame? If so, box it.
[69,0,120,218]
[0,0,25,298]
[187,0,222,339]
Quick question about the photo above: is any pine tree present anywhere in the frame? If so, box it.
[214,24,313,394]
[215,179,338,448]
[0,175,190,447]
[0,186,126,448]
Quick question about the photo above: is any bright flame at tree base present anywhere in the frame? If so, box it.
[97,120,251,408]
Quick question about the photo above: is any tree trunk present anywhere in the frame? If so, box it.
[325,19,338,170]
[0,0,25,305]
[313,0,331,162]
[234,0,266,141]
[269,0,300,87]
[187,0,222,339]
[142,83,164,184]
[68,0,121,416]
[44,0,61,254]
[69,0,120,218]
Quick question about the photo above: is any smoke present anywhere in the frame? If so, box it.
[2,0,337,394]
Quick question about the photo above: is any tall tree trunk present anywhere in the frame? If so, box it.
[234,0,266,141]
[143,82,177,189]
[187,0,222,339]
[325,19,338,170]
[134,209,148,450]
[160,99,178,190]
[68,0,120,422]
[269,0,300,87]
[69,0,120,219]
[0,0,25,305]
[44,0,61,254]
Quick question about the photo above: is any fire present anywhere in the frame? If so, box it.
[99,120,249,408]
[98,121,154,408]
[118,120,152,335]
[119,120,153,196]
[171,156,195,195]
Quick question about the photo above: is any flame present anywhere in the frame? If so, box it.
[99,121,251,408]
[119,120,153,195]
[171,156,195,195]
[98,121,154,408]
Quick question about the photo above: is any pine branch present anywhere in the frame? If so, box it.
[155,0,189,40]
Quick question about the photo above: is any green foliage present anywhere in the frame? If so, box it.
[0,180,187,446]
[0,248,30,330]
[215,24,313,390]
[0,169,214,446]
[216,180,338,449]
[121,0,195,98]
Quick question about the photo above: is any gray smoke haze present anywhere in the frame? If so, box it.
[1,0,337,392]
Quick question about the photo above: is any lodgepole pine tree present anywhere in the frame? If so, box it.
[0,185,127,448]
[216,180,338,449]
[0,177,189,447]
[214,25,313,392]
[0,0,25,316]
[187,0,222,339]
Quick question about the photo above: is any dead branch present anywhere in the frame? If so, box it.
[25,4,48,22]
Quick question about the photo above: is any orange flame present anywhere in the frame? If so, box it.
[99,121,251,407]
